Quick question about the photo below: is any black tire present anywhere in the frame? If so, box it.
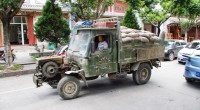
[168,52,174,61]
[185,78,194,83]
[132,63,151,85]
[42,61,58,78]
[57,76,80,100]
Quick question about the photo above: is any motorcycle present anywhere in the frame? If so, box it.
[0,49,16,62]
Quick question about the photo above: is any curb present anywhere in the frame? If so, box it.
[0,69,36,78]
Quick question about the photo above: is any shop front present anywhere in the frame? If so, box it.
[167,23,200,42]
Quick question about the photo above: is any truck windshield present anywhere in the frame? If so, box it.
[68,30,90,56]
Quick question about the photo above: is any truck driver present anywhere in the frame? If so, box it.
[97,35,108,51]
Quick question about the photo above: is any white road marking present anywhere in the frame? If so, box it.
[0,87,35,95]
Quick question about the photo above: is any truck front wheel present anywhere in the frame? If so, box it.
[57,76,80,100]
[132,63,151,85]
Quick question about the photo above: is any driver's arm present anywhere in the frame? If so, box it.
[104,41,108,49]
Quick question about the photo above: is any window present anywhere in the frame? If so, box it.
[94,35,110,51]
[11,16,27,23]
[175,42,180,46]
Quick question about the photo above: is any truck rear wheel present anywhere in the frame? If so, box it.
[57,76,80,100]
[132,63,151,85]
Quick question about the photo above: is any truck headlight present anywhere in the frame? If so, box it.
[164,49,168,53]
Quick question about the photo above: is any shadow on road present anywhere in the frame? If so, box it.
[185,81,200,89]
[77,76,141,98]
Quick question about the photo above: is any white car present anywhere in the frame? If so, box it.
[178,40,200,63]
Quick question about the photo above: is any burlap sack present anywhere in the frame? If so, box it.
[132,29,141,33]
[138,33,150,38]
[121,29,133,34]
[150,36,161,42]
[122,37,134,43]
[121,33,128,38]
[140,36,149,43]
[127,33,139,38]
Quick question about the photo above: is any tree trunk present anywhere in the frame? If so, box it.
[157,27,161,37]
[2,20,12,68]
[184,31,187,42]
[157,23,161,37]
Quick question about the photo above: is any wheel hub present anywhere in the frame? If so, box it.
[64,81,77,95]
[47,66,55,74]
[140,68,148,80]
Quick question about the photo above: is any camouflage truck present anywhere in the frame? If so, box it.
[33,17,165,100]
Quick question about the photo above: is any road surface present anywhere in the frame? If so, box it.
[0,60,199,110]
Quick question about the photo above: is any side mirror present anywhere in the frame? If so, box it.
[91,42,95,53]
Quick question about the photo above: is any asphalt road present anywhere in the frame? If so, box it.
[0,60,200,110]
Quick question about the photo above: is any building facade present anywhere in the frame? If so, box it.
[0,0,70,47]
[0,0,128,47]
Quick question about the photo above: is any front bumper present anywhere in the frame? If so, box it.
[178,54,188,63]
[33,74,43,87]
[184,62,200,80]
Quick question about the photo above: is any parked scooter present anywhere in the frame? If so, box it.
[0,49,16,62]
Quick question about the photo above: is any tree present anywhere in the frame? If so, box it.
[126,0,171,36]
[180,20,195,41]
[0,0,25,68]
[164,0,200,41]
[139,2,171,36]
[61,0,114,20]
[34,0,70,48]
[122,7,140,29]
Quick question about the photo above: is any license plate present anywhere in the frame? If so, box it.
[196,72,200,77]
[182,58,187,61]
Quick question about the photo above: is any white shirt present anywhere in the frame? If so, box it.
[98,41,108,51]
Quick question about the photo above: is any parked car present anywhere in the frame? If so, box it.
[184,48,200,82]
[164,40,186,61]
[53,45,68,56]
[178,40,200,63]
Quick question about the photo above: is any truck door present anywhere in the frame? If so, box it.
[90,34,117,76]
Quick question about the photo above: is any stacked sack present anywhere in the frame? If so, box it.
[120,26,161,43]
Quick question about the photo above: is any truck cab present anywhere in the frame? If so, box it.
[66,28,118,78]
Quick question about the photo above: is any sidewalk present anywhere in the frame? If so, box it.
[0,64,36,78]
[0,45,54,78]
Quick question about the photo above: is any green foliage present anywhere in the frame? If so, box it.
[126,0,170,36]
[0,65,5,70]
[32,55,40,59]
[162,0,200,19]
[122,7,140,29]
[10,64,23,70]
[180,20,195,32]
[0,0,24,20]
[0,64,23,71]
[61,0,114,20]
[34,0,70,47]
